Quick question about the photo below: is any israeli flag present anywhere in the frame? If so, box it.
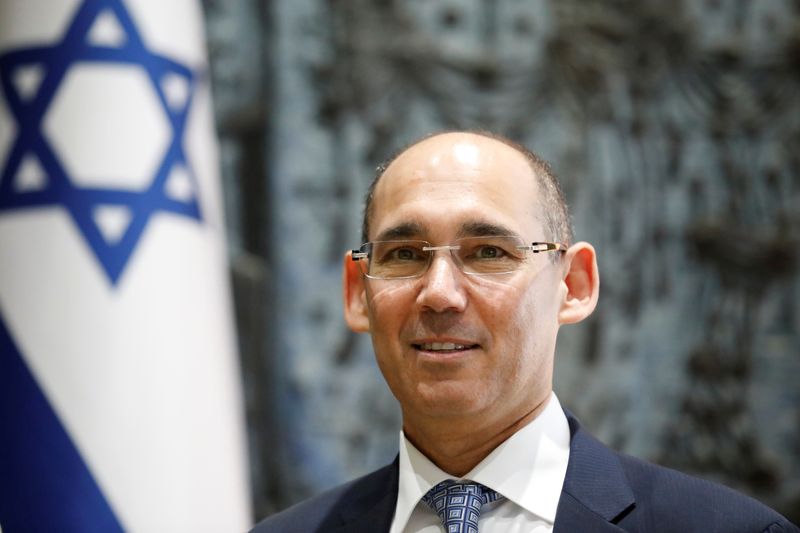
[0,1,251,531]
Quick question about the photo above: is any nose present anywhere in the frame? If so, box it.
[416,251,468,313]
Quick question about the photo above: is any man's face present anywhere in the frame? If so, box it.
[357,133,566,428]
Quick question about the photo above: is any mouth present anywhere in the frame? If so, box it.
[411,341,480,353]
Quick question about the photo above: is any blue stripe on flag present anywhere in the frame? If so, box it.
[0,315,123,533]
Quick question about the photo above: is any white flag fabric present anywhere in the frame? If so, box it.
[0,1,251,531]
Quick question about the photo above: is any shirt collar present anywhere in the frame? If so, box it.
[392,392,570,532]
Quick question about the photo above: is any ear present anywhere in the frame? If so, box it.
[558,241,600,325]
[343,250,370,332]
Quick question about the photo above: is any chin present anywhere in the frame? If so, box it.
[414,382,491,417]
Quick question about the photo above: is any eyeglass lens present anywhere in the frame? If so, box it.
[362,236,529,279]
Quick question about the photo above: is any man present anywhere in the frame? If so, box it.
[252,131,798,532]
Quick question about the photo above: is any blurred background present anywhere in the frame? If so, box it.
[201,0,800,523]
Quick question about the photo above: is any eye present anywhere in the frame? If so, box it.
[459,237,526,265]
[475,245,505,259]
[392,247,422,261]
[373,242,427,264]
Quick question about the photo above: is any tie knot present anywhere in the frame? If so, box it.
[421,480,502,533]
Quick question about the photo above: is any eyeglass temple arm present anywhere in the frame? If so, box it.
[528,242,567,253]
[351,250,368,261]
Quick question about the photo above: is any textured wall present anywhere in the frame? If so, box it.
[204,0,800,521]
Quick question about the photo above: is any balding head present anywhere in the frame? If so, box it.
[361,131,573,249]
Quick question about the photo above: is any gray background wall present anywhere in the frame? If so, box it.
[202,0,800,522]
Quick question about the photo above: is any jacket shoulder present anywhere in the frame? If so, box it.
[615,452,798,532]
[249,461,398,533]
[561,410,798,532]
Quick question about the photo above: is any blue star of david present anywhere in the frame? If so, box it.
[0,0,203,285]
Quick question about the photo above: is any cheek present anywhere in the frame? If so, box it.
[366,281,416,330]
[475,275,559,359]
[473,276,539,331]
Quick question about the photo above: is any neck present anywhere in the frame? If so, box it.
[403,394,551,477]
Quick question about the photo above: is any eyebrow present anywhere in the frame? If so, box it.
[374,222,427,241]
[457,221,519,239]
[374,220,520,242]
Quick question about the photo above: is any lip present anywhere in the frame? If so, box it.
[410,338,481,361]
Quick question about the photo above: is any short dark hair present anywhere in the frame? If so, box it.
[360,131,574,249]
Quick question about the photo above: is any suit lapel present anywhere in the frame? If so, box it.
[329,489,396,533]
[554,492,629,533]
[553,411,635,533]
[329,458,399,533]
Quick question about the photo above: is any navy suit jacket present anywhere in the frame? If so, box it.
[251,412,798,532]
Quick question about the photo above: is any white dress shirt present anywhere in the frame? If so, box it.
[389,392,570,533]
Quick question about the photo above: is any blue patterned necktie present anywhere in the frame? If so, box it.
[421,480,502,533]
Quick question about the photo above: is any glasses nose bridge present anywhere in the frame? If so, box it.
[422,244,464,275]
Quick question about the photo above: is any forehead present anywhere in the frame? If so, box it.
[370,133,541,240]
